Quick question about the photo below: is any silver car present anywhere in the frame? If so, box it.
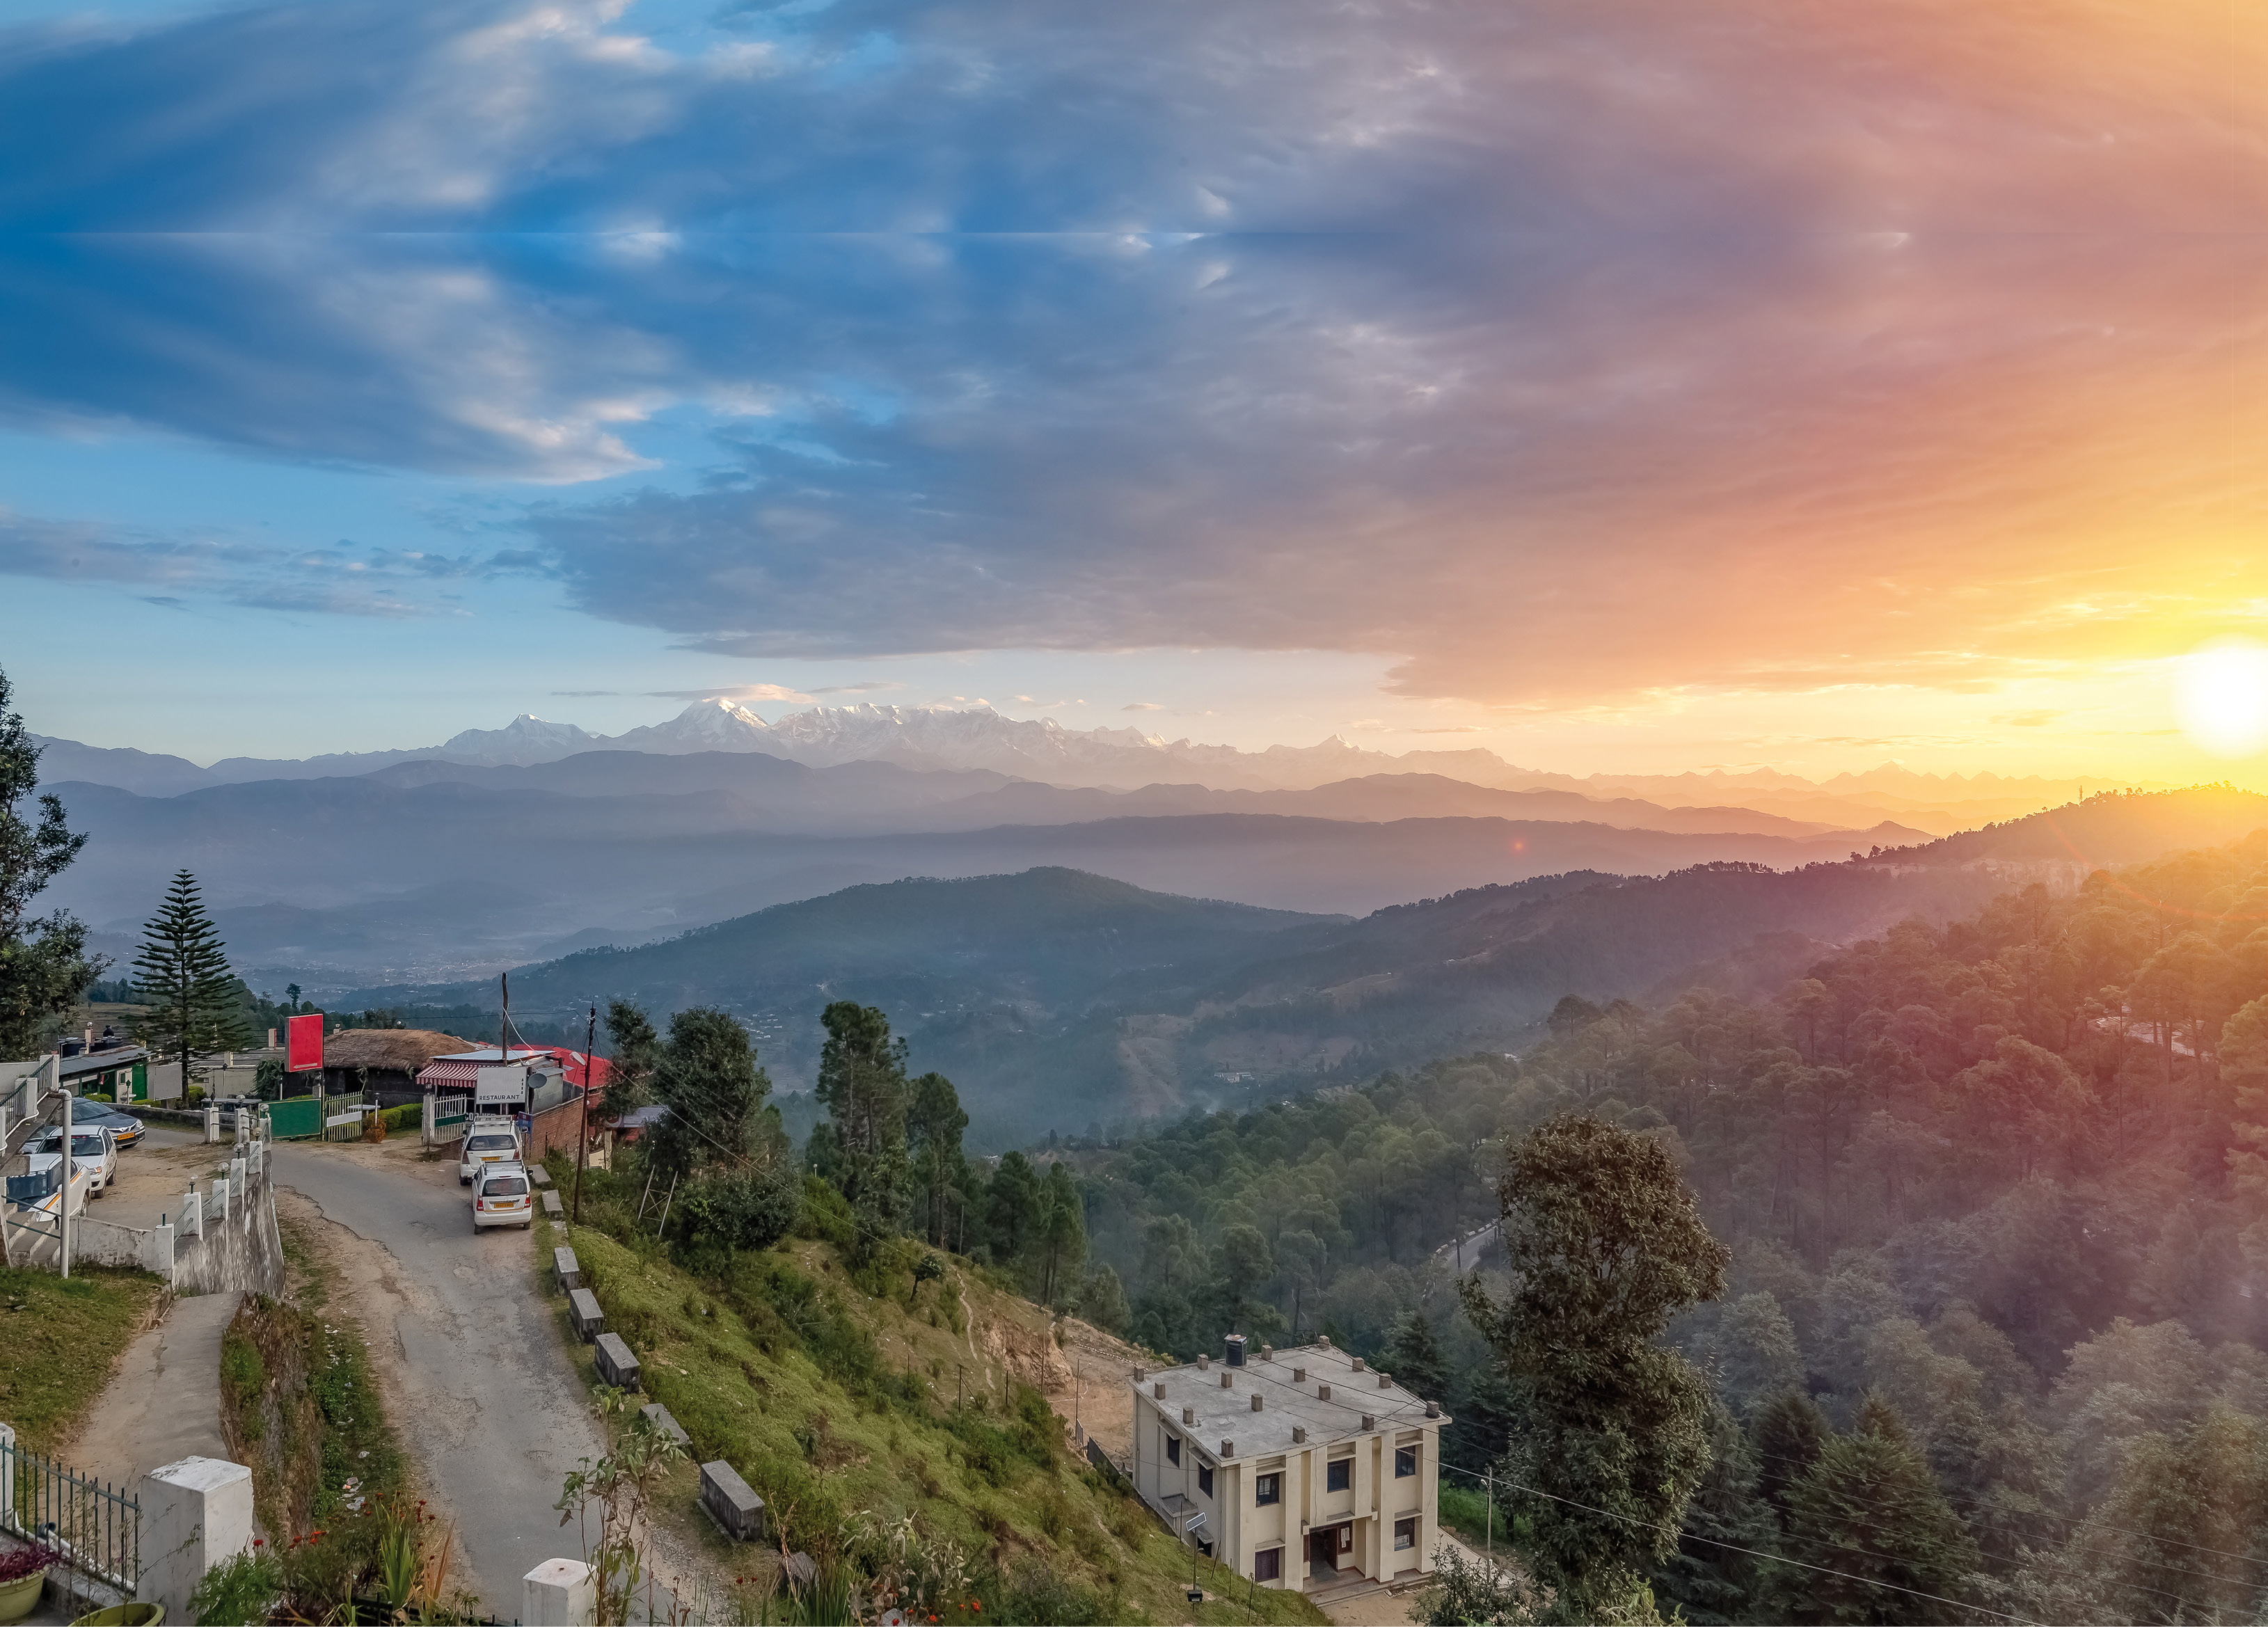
[457,1121,523,1185]
[472,1161,534,1230]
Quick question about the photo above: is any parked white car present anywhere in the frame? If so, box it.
[457,1119,523,1185]
[471,1161,533,1230]
[25,1124,117,1198]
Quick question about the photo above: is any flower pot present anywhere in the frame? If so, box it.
[72,1605,165,1626]
[0,1569,48,1626]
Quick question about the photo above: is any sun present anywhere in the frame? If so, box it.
[2175,639,2268,759]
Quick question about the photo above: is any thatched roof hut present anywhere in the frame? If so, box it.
[319,1029,477,1100]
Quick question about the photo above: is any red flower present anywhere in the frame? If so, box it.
[253,1540,264,1548]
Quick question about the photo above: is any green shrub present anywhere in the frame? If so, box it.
[795,1174,855,1246]
[190,1548,283,1626]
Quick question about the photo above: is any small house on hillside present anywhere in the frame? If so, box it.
[322,1029,477,1104]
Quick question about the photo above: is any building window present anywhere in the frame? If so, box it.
[1256,1546,1282,1583]
[1255,1473,1280,1506]
[1396,1445,1418,1478]
[1166,1431,1181,1466]
[1199,1463,1215,1498]
[1396,1518,1417,1553]
[1327,1457,1352,1493]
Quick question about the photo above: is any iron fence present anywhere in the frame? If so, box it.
[1,1434,140,1613]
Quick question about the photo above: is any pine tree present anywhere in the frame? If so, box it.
[1652,1398,1782,1624]
[603,999,660,1118]
[649,1006,771,1182]
[132,870,246,1082]
[1771,1392,1980,1624]
[0,662,102,1056]
[816,1001,912,1251]
[1036,1160,1087,1307]
[1751,1390,1829,1527]
[907,1070,969,1248]
[1383,1310,1450,1402]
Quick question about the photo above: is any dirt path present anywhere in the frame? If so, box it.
[268,1137,605,1616]
[67,1292,241,1494]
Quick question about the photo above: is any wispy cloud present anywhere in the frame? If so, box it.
[1122,701,1164,711]
[643,683,812,702]
[0,0,2255,706]
[0,508,541,617]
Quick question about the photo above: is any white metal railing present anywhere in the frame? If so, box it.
[1,1054,59,1152]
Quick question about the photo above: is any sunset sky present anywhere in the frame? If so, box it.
[1,0,2262,781]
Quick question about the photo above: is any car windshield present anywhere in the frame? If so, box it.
[484,1177,528,1196]
[72,1134,104,1154]
[468,1134,515,1152]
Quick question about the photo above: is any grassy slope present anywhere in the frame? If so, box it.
[0,1264,162,1454]
[538,1158,1327,1626]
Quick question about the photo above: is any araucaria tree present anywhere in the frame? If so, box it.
[0,664,102,1056]
[816,1001,912,1248]
[132,870,245,1081]
[1460,1113,1731,1621]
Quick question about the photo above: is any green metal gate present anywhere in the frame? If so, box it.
[268,1095,322,1139]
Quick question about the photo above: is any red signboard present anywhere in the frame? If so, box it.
[286,1013,324,1072]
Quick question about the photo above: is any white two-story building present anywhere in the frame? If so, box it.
[1128,1335,1445,1595]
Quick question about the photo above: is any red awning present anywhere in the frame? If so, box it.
[415,1060,484,1088]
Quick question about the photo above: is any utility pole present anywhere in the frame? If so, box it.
[1486,1466,1494,1580]
[572,1003,594,1226]
[59,1088,73,1279]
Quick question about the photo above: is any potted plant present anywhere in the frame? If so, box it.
[0,1542,56,1624]
[70,1604,164,1626]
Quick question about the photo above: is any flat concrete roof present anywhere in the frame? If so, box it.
[60,1047,148,1077]
[1128,1340,1443,1461]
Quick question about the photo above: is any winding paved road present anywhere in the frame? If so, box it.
[268,1138,603,1615]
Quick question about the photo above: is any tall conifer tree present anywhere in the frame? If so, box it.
[816,1001,912,1248]
[1770,1393,1980,1624]
[132,869,245,1081]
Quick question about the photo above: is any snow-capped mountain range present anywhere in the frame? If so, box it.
[33,698,2133,829]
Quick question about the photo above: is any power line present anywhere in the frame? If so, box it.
[1740,1436,2266,1592]
[1482,1473,2042,1625]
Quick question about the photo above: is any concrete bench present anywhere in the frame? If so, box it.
[699,1460,765,1543]
[528,1165,553,1188]
[594,1331,640,1390]
[555,1246,581,1292]
[569,1288,605,1342]
[541,1189,564,1217]
[640,1403,689,1447]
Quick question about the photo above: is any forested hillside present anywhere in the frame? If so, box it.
[1072,828,2268,1621]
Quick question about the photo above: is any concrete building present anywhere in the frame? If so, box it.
[1128,1335,1445,1596]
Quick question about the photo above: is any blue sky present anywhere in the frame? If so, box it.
[0,0,2260,777]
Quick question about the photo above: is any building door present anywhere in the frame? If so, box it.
[1308,1527,1343,1580]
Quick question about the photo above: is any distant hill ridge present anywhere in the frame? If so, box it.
[33,699,2152,829]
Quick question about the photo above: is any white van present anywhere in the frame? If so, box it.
[472,1161,534,1230]
[457,1118,523,1185]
